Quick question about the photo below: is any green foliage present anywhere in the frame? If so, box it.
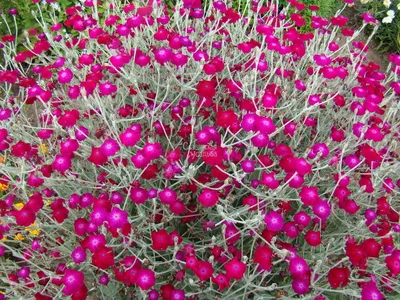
[165,0,249,12]
[0,2,32,36]
[0,0,341,39]
[0,1,51,34]
[280,0,340,33]
[164,0,338,27]
[360,0,400,53]
[232,0,251,15]
[0,0,104,52]
[289,0,339,18]
[11,0,400,54]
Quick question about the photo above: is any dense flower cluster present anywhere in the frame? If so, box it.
[357,0,399,24]
[0,0,400,299]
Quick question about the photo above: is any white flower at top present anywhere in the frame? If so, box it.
[387,10,395,17]
[382,15,395,23]
[383,0,392,8]
[50,2,61,12]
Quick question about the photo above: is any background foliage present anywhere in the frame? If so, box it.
[0,0,74,51]
[4,0,397,53]
[358,0,400,53]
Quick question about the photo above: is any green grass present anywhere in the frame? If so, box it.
[279,0,341,33]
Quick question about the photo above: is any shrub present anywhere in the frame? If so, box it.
[1,0,400,299]
[280,0,341,32]
[0,0,75,52]
[357,0,400,53]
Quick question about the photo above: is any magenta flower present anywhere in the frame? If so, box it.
[107,206,128,229]
[62,269,85,295]
[71,247,86,264]
[58,68,73,84]
[264,210,284,232]
[100,138,120,156]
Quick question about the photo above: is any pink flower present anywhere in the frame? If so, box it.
[304,230,322,246]
[312,200,331,221]
[159,187,177,204]
[183,0,202,9]
[100,138,120,156]
[87,234,107,253]
[212,273,230,291]
[361,13,376,24]
[142,142,163,160]
[58,68,73,84]
[71,247,86,264]
[107,207,128,229]
[224,258,246,280]
[292,278,310,295]
[361,280,384,300]
[52,155,72,173]
[130,187,149,204]
[299,186,321,206]
[88,147,108,166]
[151,229,170,251]
[194,261,214,281]
[131,151,150,168]
[198,188,219,207]
[154,47,172,64]
[62,269,85,294]
[98,274,109,285]
[289,256,310,278]
[253,245,273,271]
[92,246,115,270]
[136,269,156,290]
[264,210,284,232]
[90,207,108,226]
[224,222,241,244]
[261,172,280,189]
[99,82,117,96]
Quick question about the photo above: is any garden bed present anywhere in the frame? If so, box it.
[0,1,399,299]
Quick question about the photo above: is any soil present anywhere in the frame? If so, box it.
[340,3,389,71]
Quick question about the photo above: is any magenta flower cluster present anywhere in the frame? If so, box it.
[0,0,399,299]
